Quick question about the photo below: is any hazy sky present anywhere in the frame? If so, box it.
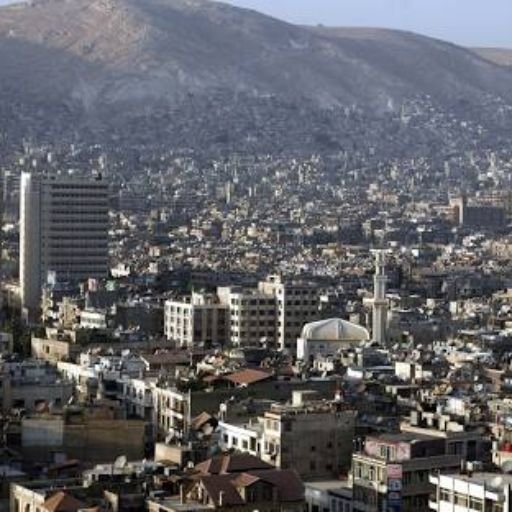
[225,0,512,48]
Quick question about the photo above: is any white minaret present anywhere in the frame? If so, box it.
[372,250,388,344]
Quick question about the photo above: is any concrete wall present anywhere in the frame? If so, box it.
[264,410,356,480]
[21,417,146,464]
[22,418,64,448]
[10,382,73,411]
[64,419,146,463]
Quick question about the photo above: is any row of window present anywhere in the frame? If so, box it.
[47,228,108,233]
[286,288,316,295]
[49,184,106,190]
[48,246,107,251]
[47,235,108,240]
[48,201,108,207]
[439,490,487,511]
[231,299,275,306]
[49,219,107,224]
[50,192,109,198]
[281,299,318,306]
[222,433,258,452]
[231,320,275,327]
[231,309,275,316]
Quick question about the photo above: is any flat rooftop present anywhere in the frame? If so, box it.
[372,432,437,443]
[439,473,512,488]
[305,480,352,500]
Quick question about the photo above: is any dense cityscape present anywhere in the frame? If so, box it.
[3,1,512,512]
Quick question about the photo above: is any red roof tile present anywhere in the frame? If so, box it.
[224,368,272,386]
[43,491,86,512]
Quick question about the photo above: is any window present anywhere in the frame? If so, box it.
[381,445,395,460]
[469,497,483,511]
[440,489,451,502]
[454,493,468,507]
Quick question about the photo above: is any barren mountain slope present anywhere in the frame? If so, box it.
[0,0,512,147]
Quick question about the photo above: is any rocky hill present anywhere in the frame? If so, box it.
[472,47,512,67]
[0,0,511,150]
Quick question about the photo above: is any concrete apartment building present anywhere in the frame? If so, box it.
[164,277,321,350]
[164,292,228,348]
[351,428,486,512]
[20,171,109,318]
[218,286,277,347]
[0,359,73,414]
[429,472,512,512]
[219,275,321,350]
[218,390,356,481]
[261,394,356,480]
[258,275,321,351]
[152,385,190,440]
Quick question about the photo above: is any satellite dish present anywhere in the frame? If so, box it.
[114,455,128,469]
[490,476,504,489]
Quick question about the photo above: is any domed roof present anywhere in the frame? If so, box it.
[301,318,370,342]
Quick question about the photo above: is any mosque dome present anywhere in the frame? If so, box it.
[300,318,370,342]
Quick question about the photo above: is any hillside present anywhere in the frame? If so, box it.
[472,47,512,67]
[0,0,511,150]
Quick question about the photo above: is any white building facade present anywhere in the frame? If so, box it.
[429,472,512,512]
[164,292,228,348]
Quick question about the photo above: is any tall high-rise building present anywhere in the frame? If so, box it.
[20,172,109,318]
[372,250,388,344]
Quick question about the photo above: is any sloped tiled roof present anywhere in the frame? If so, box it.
[224,368,272,386]
[195,453,273,475]
[43,491,86,512]
[197,468,304,507]
[231,472,261,488]
[251,469,304,502]
[190,411,213,431]
[200,474,246,507]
